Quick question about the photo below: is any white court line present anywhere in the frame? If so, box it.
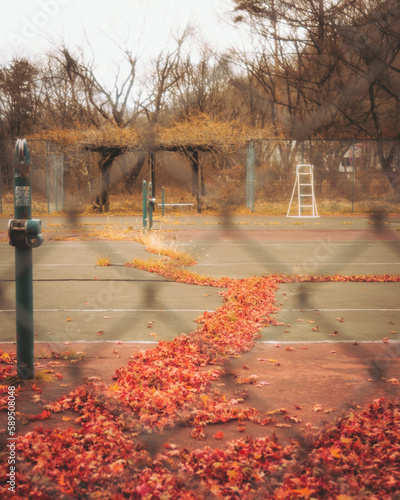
[0,308,397,313]
[0,308,213,313]
[0,340,159,344]
[0,264,98,267]
[259,340,400,344]
[0,307,397,313]
[197,262,400,266]
[279,308,400,312]
[1,261,398,266]
[1,339,399,345]
[181,242,400,246]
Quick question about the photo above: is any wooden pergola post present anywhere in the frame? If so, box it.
[194,150,202,213]
[149,151,156,199]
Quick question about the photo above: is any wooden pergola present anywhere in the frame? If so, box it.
[31,115,268,212]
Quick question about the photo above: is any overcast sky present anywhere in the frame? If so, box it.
[0,0,241,64]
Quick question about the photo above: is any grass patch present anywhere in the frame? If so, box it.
[96,255,112,266]
[133,230,196,267]
[35,349,86,361]
[34,370,57,382]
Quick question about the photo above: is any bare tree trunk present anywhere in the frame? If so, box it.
[99,161,112,212]
[123,152,147,193]
[97,148,122,212]
[377,141,399,193]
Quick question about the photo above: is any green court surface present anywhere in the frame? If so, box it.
[0,214,399,348]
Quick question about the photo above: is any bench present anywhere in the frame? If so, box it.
[158,203,194,214]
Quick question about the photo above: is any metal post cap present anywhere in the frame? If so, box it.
[14,139,31,166]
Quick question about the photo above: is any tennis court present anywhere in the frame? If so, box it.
[0,213,399,349]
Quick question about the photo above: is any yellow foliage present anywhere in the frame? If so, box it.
[29,113,272,152]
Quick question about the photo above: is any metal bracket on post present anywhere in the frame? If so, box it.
[9,139,43,380]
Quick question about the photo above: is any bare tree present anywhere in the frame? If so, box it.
[43,26,198,211]
[232,0,360,137]
[334,0,400,189]
[0,58,43,138]
[230,0,400,191]
[170,46,234,119]
[41,55,97,128]
[141,25,194,124]
[53,45,143,129]
[0,58,44,186]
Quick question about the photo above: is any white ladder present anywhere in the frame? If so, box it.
[287,164,319,217]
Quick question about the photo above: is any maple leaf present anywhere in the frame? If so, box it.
[28,410,51,420]
[200,394,208,407]
[261,416,276,425]
[227,467,240,481]
[284,415,302,424]
[265,408,284,415]
[330,446,342,459]
[163,443,178,450]
[293,487,315,498]
[110,459,125,473]
[340,436,353,444]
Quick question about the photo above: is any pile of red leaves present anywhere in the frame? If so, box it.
[0,351,19,411]
[48,275,279,438]
[1,249,400,498]
[276,274,400,283]
[2,398,399,498]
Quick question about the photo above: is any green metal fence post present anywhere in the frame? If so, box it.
[142,180,147,230]
[9,139,43,380]
[245,141,255,213]
[0,161,2,215]
[351,141,355,213]
[46,141,50,214]
[148,181,153,230]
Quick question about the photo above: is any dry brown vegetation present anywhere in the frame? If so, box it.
[30,114,272,153]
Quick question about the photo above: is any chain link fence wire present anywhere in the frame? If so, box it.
[1,138,399,213]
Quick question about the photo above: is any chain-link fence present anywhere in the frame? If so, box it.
[1,139,399,216]
[249,139,400,212]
